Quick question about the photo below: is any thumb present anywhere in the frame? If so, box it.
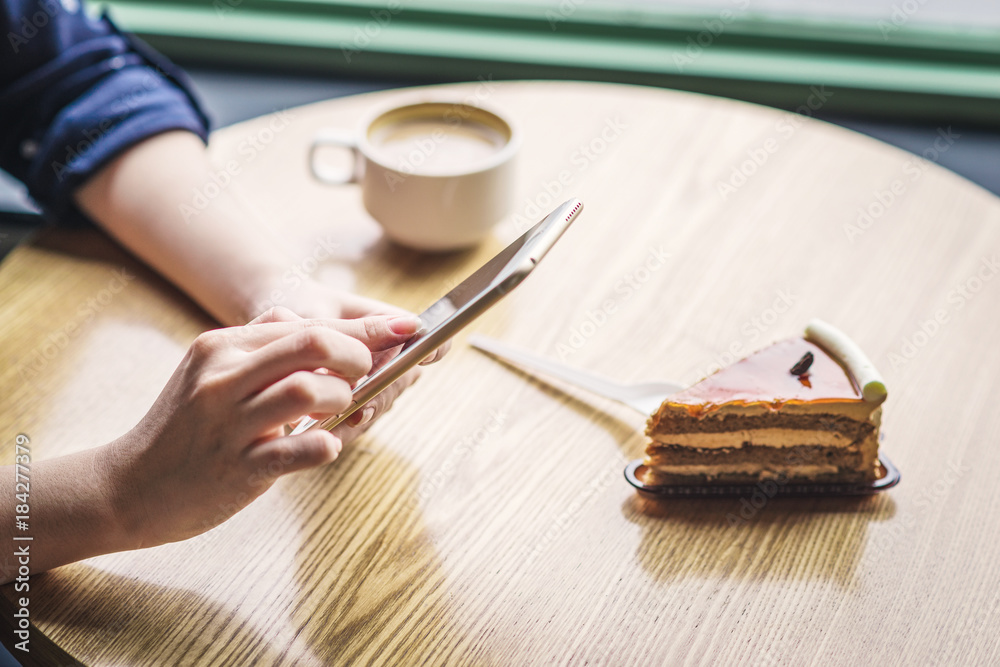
[327,315,422,351]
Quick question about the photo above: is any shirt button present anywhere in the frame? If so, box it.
[109,56,126,70]
[20,140,38,159]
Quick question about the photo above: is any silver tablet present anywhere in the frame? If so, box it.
[291,198,583,434]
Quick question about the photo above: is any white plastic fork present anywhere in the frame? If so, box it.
[468,334,685,415]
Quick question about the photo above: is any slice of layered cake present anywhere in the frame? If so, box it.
[642,319,887,485]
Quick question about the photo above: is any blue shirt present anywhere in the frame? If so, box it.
[1,0,210,226]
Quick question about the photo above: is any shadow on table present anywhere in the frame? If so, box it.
[622,491,897,585]
[480,360,644,436]
[27,565,299,666]
[345,230,498,307]
[287,444,483,664]
[368,234,480,277]
[24,448,484,665]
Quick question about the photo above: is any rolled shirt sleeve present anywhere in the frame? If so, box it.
[1,0,210,226]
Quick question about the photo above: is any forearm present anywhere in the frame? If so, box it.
[74,131,291,326]
[0,445,133,584]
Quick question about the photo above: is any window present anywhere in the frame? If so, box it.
[99,0,1000,123]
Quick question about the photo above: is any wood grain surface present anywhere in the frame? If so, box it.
[2,81,1000,666]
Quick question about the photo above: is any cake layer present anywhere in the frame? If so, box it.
[650,395,876,424]
[645,442,863,468]
[649,428,853,449]
[648,411,875,439]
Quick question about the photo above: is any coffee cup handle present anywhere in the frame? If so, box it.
[309,129,361,185]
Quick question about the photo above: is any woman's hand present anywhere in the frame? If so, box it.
[103,307,423,550]
[242,275,449,367]
[245,275,410,322]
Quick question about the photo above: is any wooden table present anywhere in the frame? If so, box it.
[3,81,1000,666]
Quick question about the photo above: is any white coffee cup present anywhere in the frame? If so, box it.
[309,100,519,251]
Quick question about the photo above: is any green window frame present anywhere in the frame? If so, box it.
[100,0,1000,125]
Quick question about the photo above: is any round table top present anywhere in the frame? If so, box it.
[2,80,1000,665]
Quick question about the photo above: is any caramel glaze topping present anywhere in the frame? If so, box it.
[670,338,861,419]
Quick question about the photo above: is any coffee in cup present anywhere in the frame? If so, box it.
[309,100,519,251]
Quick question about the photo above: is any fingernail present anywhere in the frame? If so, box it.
[357,406,376,425]
[387,315,421,335]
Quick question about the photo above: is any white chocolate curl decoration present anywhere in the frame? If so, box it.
[805,319,887,405]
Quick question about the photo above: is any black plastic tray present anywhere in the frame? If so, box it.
[624,453,900,498]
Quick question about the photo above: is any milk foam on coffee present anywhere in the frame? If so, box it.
[309,99,518,250]
[369,118,507,175]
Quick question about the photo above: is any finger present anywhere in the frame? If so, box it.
[327,315,422,351]
[337,294,411,319]
[419,339,452,366]
[247,306,304,326]
[241,371,354,435]
[229,315,420,354]
[336,366,422,437]
[236,327,373,396]
[371,345,404,373]
[343,367,419,429]
[243,429,342,479]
